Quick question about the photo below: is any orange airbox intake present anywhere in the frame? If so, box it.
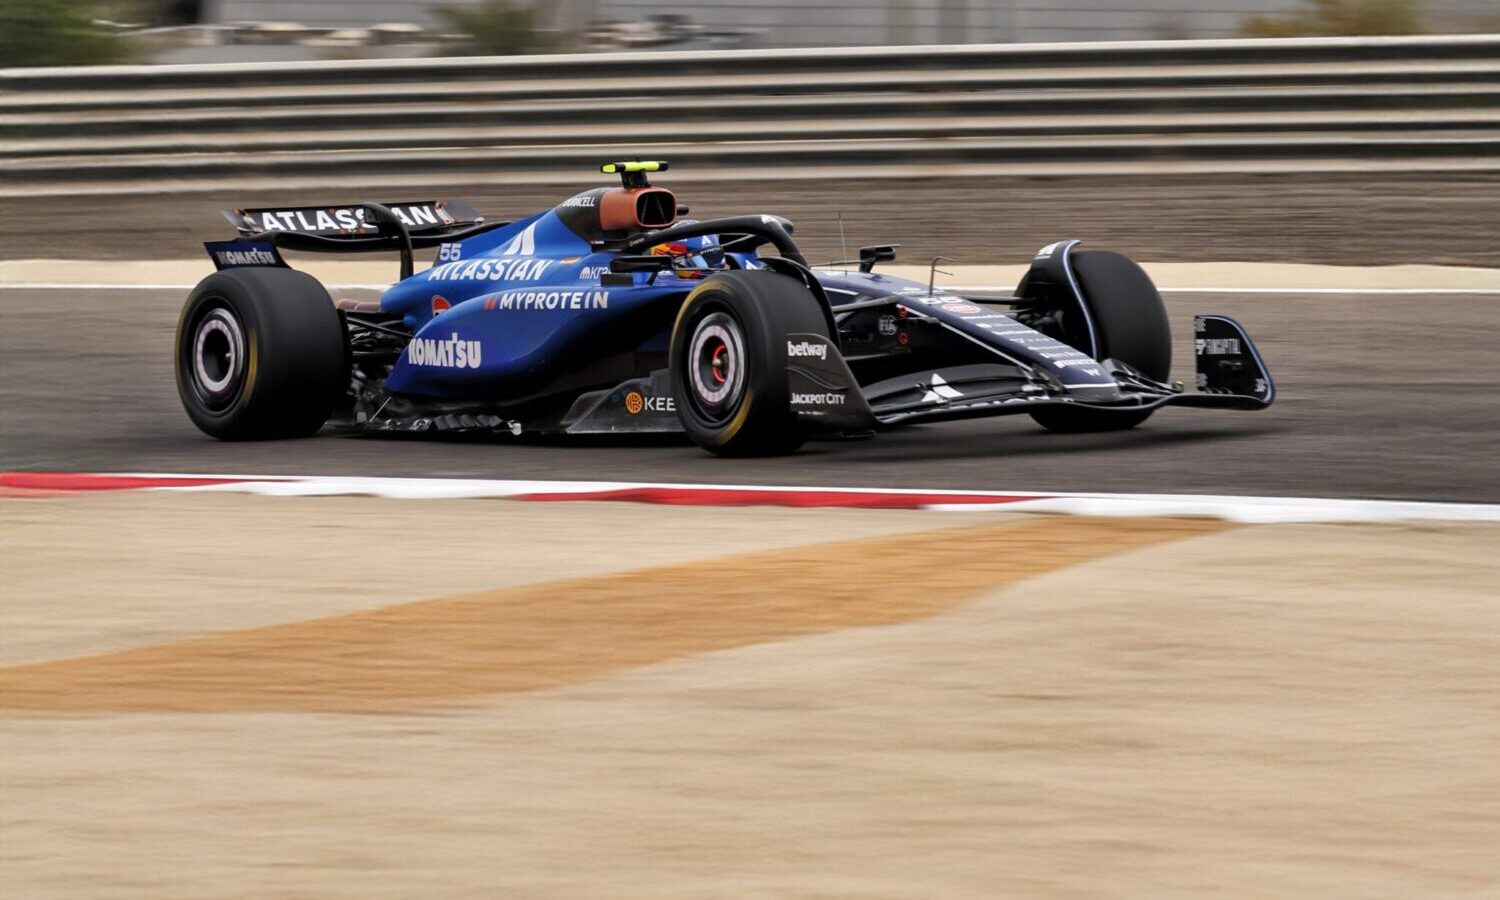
[599,187,677,231]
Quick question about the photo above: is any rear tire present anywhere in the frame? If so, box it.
[1030,250,1171,433]
[670,270,831,456]
[176,268,348,440]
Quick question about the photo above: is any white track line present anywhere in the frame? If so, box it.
[115,473,1050,500]
[927,495,1500,523]
[90,472,1500,524]
[4,283,1499,295]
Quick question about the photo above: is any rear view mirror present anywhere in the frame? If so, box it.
[859,244,899,273]
[609,255,674,273]
[604,254,676,285]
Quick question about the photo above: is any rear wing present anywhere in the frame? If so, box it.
[216,200,507,280]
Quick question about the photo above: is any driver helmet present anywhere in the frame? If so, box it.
[650,229,724,279]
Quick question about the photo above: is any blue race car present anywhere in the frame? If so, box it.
[177,161,1272,456]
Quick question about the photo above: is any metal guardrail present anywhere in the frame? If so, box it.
[3,35,1498,193]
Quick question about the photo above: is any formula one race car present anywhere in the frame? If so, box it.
[176,161,1273,456]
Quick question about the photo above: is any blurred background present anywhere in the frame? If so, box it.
[3,0,1500,64]
[2,0,1499,268]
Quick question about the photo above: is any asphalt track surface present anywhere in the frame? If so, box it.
[2,286,1496,503]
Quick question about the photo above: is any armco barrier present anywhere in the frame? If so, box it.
[2,34,1498,192]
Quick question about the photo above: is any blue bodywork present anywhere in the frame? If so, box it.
[379,206,712,400]
[376,205,1119,403]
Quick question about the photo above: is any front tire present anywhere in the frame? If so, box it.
[1030,250,1171,434]
[176,267,347,440]
[670,270,831,456]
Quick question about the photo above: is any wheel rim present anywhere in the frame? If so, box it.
[188,306,246,411]
[686,310,745,424]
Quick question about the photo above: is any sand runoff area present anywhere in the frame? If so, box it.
[2,491,1499,897]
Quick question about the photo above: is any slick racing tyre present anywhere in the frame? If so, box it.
[176,267,348,440]
[670,270,831,457]
[1030,250,1171,434]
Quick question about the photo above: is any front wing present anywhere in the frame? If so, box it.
[786,314,1273,430]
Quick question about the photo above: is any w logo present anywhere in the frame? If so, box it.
[498,222,538,256]
[920,374,963,403]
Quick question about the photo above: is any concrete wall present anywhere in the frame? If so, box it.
[592,0,1500,46]
[204,0,1500,44]
[205,0,502,28]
